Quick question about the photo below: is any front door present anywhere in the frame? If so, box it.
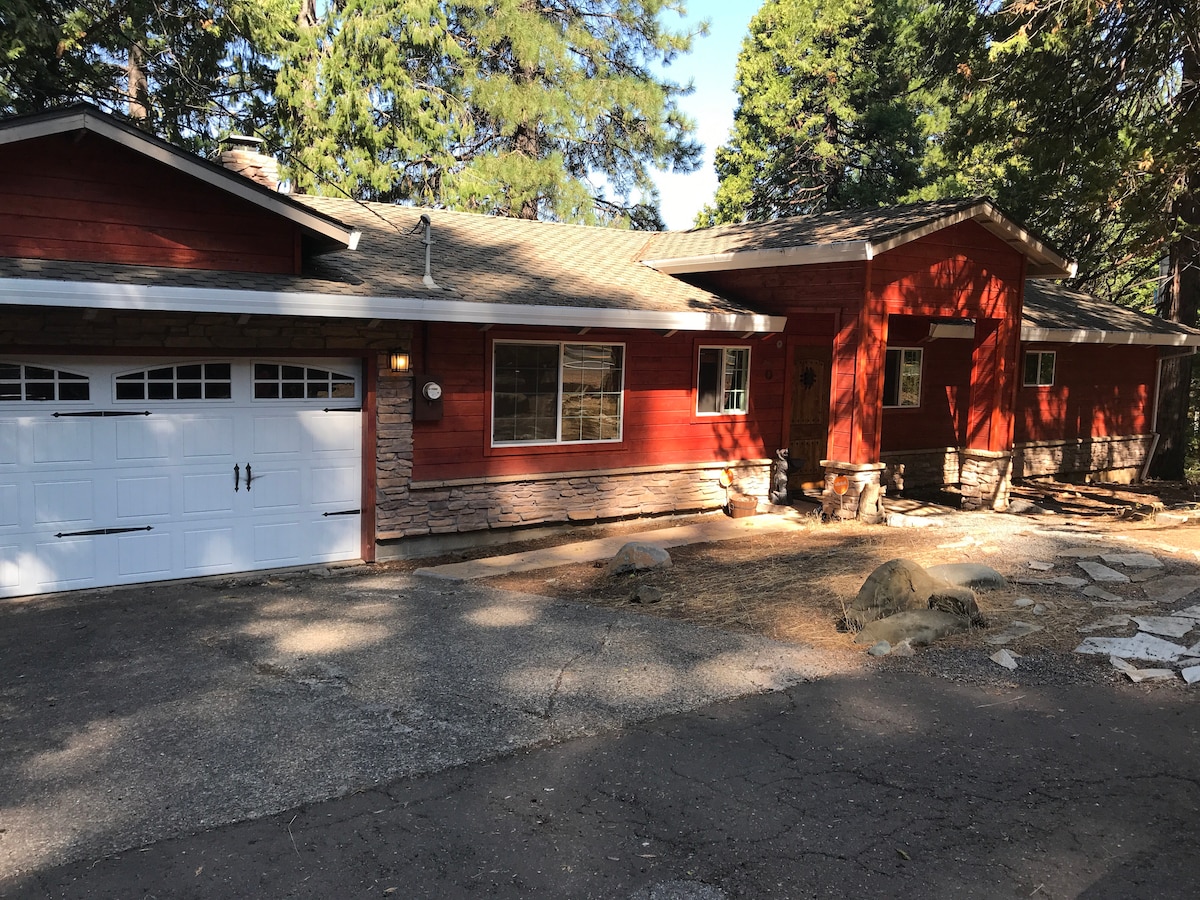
[787,346,832,492]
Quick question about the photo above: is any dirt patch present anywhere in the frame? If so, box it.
[480,481,1200,677]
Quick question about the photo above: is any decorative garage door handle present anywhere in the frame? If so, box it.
[234,464,253,491]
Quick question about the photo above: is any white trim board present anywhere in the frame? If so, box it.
[0,277,787,334]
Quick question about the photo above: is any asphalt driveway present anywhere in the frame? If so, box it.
[0,565,846,883]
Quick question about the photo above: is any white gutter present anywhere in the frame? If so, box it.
[1021,327,1200,347]
[0,277,786,334]
[0,110,359,250]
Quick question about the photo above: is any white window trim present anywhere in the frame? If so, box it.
[696,345,751,416]
[1023,350,1056,387]
[0,362,91,403]
[883,347,923,409]
[491,339,626,447]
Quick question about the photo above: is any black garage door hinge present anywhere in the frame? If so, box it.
[53,411,152,418]
[322,509,361,517]
[56,526,153,538]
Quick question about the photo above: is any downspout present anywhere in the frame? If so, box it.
[1142,347,1198,481]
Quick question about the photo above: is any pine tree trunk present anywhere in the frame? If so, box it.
[1149,43,1200,479]
[127,42,149,120]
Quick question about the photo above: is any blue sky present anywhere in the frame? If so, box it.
[653,0,760,230]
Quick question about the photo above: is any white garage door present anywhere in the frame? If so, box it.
[0,357,363,598]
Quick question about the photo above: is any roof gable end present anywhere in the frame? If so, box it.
[0,104,359,253]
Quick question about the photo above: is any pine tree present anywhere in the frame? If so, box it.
[699,0,940,226]
[937,0,1200,476]
[274,0,703,227]
[0,0,290,150]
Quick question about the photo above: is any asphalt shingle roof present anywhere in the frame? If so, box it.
[641,198,985,260]
[1022,280,1200,341]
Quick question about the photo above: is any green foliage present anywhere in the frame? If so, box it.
[699,0,946,226]
[0,0,290,151]
[275,0,703,226]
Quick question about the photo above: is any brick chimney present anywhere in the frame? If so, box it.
[218,135,280,191]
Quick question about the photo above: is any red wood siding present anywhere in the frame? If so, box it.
[0,133,301,273]
[880,319,973,452]
[410,323,788,481]
[1014,344,1157,443]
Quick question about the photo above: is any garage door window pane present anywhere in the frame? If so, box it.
[115,364,232,401]
[253,362,357,402]
[0,364,91,402]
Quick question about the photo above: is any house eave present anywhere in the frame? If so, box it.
[0,277,786,334]
[641,241,871,274]
[0,109,359,251]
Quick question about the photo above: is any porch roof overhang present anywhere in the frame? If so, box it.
[0,277,787,334]
[0,105,360,253]
[640,199,1076,279]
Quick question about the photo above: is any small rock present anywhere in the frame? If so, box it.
[1075,633,1189,663]
[867,641,892,657]
[1027,561,1055,571]
[989,649,1018,670]
[1055,547,1105,558]
[1101,553,1164,569]
[854,610,971,647]
[1131,615,1197,638]
[1014,598,1035,608]
[1144,575,1200,604]
[1077,560,1131,583]
[890,639,915,657]
[1031,604,1047,615]
[630,585,663,605]
[1182,665,1200,685]
[1109,656,1176,683]
[984,621,1043,645]
[926,563,1007,590]
[1077,614,1132,633]
[606,542,672,576]
[1051,576,1090,588]
[1083,585,1127,603]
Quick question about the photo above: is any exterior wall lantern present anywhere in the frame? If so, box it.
[389,351,412,374]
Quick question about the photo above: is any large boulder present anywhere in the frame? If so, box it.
[853,609,972,647]
[606,542,672,576]
[847,558,982,629]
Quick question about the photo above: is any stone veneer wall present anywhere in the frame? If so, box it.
[879,435,1154,499]
[375,361,772,541]
[1011,434,1153,483]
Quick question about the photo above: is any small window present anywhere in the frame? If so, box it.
[492,341,624,445]
[697,347,750,414]
[115,363,232,400]
[253,363,356,400]
[0,363,90,402]
[883,348,922,408]
[1024,351,1056,387]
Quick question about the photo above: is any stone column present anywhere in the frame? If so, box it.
[960,449,1013,511]
[820,460,887,521]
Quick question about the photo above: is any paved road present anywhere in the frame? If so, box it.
[0,565,840,888]
[8,673,1198,899]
